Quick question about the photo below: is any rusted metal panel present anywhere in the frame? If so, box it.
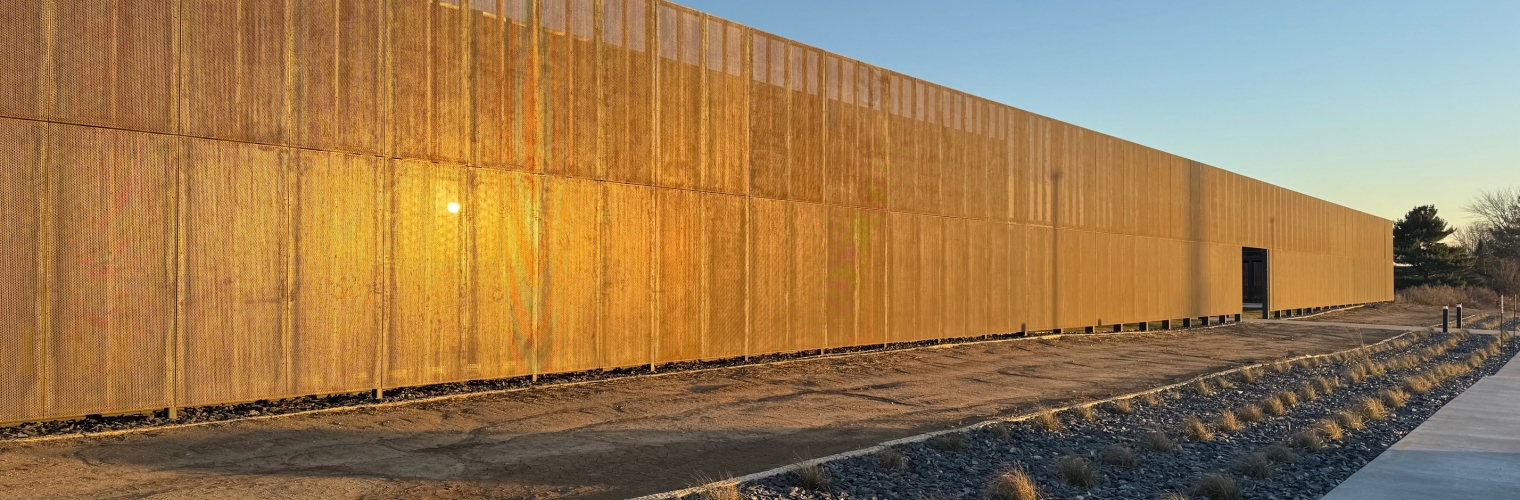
[793,202,829,349]
[825,205,856,348]
[541,175,601,373]
[0,1,47,121]
[748,198,796,355]
[887,212,918,343]
[180,138,290,407]
[0,118,44,423]
[857,209,888,346]
[46,124,176,418]
[387,159,467,387]
[656,187,701,362]
[601,181,655,368]
[702,192,746,358]
[468,166,537,379]
[293,151,385,395]
[51,0,178,134]
[180,0,287,145]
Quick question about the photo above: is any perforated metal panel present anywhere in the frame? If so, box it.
[0,0,1394,424]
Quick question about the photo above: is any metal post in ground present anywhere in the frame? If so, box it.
[1457,303,1463,329]
[1443,306,1450,333]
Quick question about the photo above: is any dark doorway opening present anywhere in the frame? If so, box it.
[1243,247,1269,318]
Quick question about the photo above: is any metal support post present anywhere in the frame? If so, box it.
[1457,304,1463,329]
[1442,306,1449,333]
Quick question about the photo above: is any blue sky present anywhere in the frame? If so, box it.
[676,0,1519,227]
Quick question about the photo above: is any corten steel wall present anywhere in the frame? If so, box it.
[0,0,1392,424]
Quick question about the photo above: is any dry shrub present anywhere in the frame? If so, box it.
[986,467,1039,500]
[1317,419,1345,441]
[1238,452,1274,478]
[988,423,1013,441]
[1272,360,1292,374]
[698,481,740,500]
[1344,366,1368,384]
[1160,493,1190,500]
[1141,392,1162,407]
[1216,377,1236,389]
[795,463,831,492]
[1382,388,1410,408]
[1299,382,1318,401]
[1290,429,1325,451]
[1361,397,1389,420]
[1193,472,1243,500]
[1056,454,1099,488]
[1215,410,1240,432]
[1108,399,1134,415]
[1397,284,1501,308]
[1335,410,1365,431]
[1236,405,1263,422]
[1143,430,1177,452]
[930,432,964,452]
[1192,379,1216,396]
[1264,444,1297,464]
[1074,404,1096,422]
[1236,367,1259,384]
[1034,408,1063,433]
[876,448,906,470]
[1184,416,1214,441]
[1101,445,1139,468]
[1403,375,1433,394]
[1314,376,1337,394]
[1279,391,1300,408]
[1260,396,1286,416]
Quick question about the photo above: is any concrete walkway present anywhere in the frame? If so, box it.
[1321,350,1520,500]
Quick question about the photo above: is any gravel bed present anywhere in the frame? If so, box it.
[0,328,1088,440]
[731,331,1518,500]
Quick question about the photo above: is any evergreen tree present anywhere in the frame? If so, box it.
[1393,205,1475,288]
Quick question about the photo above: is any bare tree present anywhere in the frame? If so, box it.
[1466,187,1520,295]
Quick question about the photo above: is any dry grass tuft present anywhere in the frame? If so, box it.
[1141,392,1162,407]
[1272,360,1292,374]
[1236,367,1260,384]
[988,423,1013,441]
[1264,443,1297,464]
[1215,377,1236,389]
[1260,396,1286,416]
[1142,430,1178,452]
[698,481,740,500]
[1034,408,1063,433]
[1056,454,1100,488]
[1215,410,1240,432]
[1335,410,1365,431]
[876,448,906,470]
[795,463,831,492]
[1314,376,1337,394]
[930,432,965,452]
[1238,452,1274,478]
[1299,382,1319,401]
[1101,445,1139,468]
[1403,375,1434,394]
[1074,404,1097,422]
[1290,429,1325,451]
[1279,390,1300,408]
[1184,416,1215,441]
[1317,419,1345,441]
[1192,379,1217,396]
[1361,397,1389,420]
[1194,472,1243,500]
[1160,493,1190,500]
[1108,399,1134,415]
[986,467,1040,500]
[1382,388,1410,408]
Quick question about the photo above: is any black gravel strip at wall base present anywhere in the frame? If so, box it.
[0,329,1094,440]
[731,333,1518,500]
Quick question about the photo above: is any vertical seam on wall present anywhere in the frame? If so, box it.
[648,1,661,369]
[532,0,546,379]
[36,0,57,417]
[169,0,185,412]
[281,0,298,397]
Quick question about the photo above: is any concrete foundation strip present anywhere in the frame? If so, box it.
[1,320,1250,445]
[631,327,1424,500]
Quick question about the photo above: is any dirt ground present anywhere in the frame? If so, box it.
[1303,303,1505,329]
[0,323,1400,500]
